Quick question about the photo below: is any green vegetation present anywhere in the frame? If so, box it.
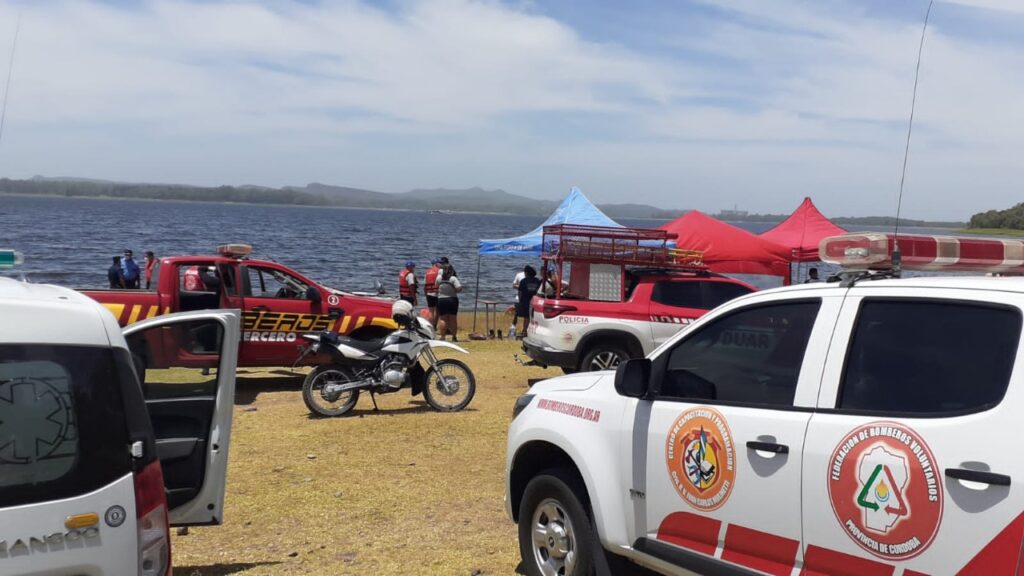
[969,203,1024,231]
[956,228,1024,238]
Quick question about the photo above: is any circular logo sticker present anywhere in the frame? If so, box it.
[828,421,943,561]
[665,407,736,511]
[327,294,340,306]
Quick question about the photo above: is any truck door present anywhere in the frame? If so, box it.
[636,295,841,575]
[802,291,1024,575]
[239,264,331,363]
[647,280,704,347]
[123,309,240,525]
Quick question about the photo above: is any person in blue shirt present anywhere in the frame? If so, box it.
[121,249,141,289]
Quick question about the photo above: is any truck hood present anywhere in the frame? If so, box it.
[327,286,392,302]
[530,372,608,394]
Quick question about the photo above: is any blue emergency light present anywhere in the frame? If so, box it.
[0,249,23,268]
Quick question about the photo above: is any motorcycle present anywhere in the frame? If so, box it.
[296,300,476,417]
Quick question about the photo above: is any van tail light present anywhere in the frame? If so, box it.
[134,460,171,576]
[542,302,577,319]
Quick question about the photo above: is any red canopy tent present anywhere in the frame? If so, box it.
[659,211,791,279]
[760,197,846,262]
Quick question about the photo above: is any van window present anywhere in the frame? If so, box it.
[652,281,703,309]
[0,346,133,508]
[661,300,821,407]
[838,300,1021,415]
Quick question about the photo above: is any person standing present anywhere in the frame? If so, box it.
[143,251,157,290]
[804,267,820,283]
[424,257,441,326]
[435,258,462,341]
[122,249,141,289]
[398,260,418,305]
[108,256,125,288]
[516,265,542,337]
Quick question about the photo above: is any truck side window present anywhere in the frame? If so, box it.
[652,281,703,309]
[661,300,820,407]
[246,266,308,299]
[838,300,1021,415]
[702,281,753,309]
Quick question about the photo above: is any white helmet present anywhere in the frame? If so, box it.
[391,299,415,324]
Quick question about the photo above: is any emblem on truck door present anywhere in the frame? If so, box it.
[665,407,736,512]
[828,421,942,561]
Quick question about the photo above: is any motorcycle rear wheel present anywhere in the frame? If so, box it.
[303,365,360,417]
[423,359,476,412]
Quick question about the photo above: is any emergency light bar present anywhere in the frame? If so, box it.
[0,249,23,268]
[217,243,252,259]
[820,232,1024,273]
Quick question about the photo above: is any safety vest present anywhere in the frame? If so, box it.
[398,270,416,297]
[424,266,440,295]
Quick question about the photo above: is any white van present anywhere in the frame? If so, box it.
[0,275,239,575]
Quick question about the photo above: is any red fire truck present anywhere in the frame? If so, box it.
[82,244,397,370]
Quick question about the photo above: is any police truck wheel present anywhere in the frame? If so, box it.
[302,365,360,417]
[581,345,627,372]
[519,469,597,576]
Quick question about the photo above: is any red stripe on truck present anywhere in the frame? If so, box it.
[721,524,799,576]
[656,511,720,556]
[801,545,895,576]
[957,512,1024,575]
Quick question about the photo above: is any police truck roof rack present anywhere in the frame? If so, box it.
[541,224,705,270]
[820,232,1024,286]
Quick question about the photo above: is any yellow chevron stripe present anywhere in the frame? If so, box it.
[340,316,351,332]
[371,317,398,329]
[127,305,142,324]
[146,305,159,319]
[102,303,125,321]
[354,316,366,329]
[164,306,171,315]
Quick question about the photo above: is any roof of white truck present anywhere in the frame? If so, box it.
[756,274,1024,297]
[0,277,121,346]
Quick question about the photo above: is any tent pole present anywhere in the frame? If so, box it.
[472,254,481,333]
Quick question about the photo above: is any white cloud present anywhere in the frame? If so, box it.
[0,0,1018,219]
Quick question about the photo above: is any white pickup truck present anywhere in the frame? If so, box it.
[506,233,1024,576]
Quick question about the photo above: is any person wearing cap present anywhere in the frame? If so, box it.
[121,249,141,289]
[398,260,418,305]
[108,256,125,288]
[424,257,442,326]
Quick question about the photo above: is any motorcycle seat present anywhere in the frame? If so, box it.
[336,335,385,353]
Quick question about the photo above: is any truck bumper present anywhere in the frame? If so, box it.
[522,338,578,370]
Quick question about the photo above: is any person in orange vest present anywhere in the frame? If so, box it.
[398,260,418,305]
[424,257,441,326]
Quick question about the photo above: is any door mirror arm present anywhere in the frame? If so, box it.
[306,287,322,303]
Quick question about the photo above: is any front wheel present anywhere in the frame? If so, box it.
[302,365,360,417]
[423,359,476,411]
[519,470,597,576]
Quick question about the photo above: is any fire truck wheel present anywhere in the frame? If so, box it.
[580,344,628,372]
[518,469,597,576]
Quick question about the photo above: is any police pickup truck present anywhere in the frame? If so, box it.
[1,251,240,575]
[507,233,1024,576]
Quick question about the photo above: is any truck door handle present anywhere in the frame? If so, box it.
[328,308,344,319]
[746,440,788,454]
[945,468,1011,486]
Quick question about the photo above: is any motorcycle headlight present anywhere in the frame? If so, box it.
[512,394,535,421]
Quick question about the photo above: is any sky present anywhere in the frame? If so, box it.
[0,0,1021,219]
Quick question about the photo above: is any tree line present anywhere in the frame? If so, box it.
[969,203,1024,230]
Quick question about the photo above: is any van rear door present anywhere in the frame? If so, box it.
[123,309,240,525]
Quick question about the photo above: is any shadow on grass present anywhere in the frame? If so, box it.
[234,373,305,405]
[305,398,479,419]
[173,561,282,575]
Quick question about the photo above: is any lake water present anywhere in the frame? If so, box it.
[0,194,954,304]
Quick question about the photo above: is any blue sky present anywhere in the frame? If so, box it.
[0,0,1022,219]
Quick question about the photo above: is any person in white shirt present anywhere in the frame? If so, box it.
[435,257,463,341]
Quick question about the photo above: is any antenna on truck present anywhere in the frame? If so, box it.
[0,12,21,152]
[892,0,935,277]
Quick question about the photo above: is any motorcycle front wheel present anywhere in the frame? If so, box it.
[302,364,360,417]
[423,359,476,412]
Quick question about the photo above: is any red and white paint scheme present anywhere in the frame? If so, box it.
[507,234,1024,576]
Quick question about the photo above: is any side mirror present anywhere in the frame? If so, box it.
[374,280,385,295]
[615,358,651,399]
[306,287,322,303]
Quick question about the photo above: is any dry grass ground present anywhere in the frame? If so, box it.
[171,321,556,576]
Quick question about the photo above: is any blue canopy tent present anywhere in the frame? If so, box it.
[472,188,624,332]
[478,187,622,256]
